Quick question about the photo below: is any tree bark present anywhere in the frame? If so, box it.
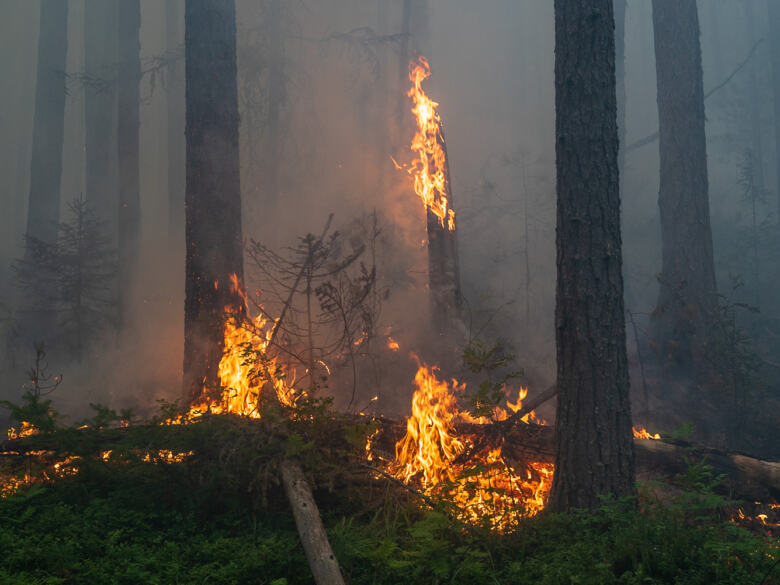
[769,0,780,225]
[280,459,346,585]
[651,0,717,376]
[550,0,635,512]
[84,0,119,236]
[26,0,68,246]
[183,0,245,403]
[117,0,141,329]
[165,0,185,239]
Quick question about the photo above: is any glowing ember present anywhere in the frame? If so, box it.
[7,421,37,441]
[397,56,456,231]
[387,337,400,351]
[387,363,554,530]
[633,426,661,440]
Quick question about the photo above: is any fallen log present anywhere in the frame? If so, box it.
[3,414,778,503]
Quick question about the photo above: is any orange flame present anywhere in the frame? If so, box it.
[404,56,456,231]
[182,274,299,422]
[387,363,553,530]
[633,426,661,440]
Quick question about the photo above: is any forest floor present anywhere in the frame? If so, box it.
[0,412,778,585]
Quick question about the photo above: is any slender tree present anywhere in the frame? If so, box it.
[769,0,780,222]
[549,0,635,512]
[26,0,69,246]
[84,0,119,235]
[651,0,717,374]
[744,2,765,193]
[165,0,185,237]
[117,0,141,326]
[182,0,245,403]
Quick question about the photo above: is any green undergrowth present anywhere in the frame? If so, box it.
[0,414,777,585]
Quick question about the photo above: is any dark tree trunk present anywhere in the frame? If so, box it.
[26,0,68,245]
[549,0,635,512]
[166,0,185,238]
[117,0,141,328]
[614,0,627,195]
[770,0,780,224]
[183,0,245,403]
[397,0,429,125]
[427,130,462,333]
[84,0,119,235]
[651,0,717,375]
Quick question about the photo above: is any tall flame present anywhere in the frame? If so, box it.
[406,56,456,231]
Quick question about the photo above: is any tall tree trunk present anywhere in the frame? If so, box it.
[182,0,245,403]
[26,0,68,245]
[549,0,635,512]
[166,0,186,238]
[769,0,780,224]
[84,0,119,236]
[744,1,765,193]
[614,0,627,195]
[117,0,141,329]
[651,0,717,376]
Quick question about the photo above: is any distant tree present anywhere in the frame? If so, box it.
[182,0,245,403]
[14,198,117,361]
[769,0,780,223]
[549,0,635,512]
[117,0,141,328]
[165,0,185,237]
[26,0,68,246]
[651,0,718,377]
[84,0,119,234]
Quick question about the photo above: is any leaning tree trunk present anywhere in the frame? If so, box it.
[166,0,186,239]
[651,0,717,377]
[549,0,635,512]
[26,0,68,246]
[183,0,246,403]
[770,0,780,225]
[117,0,141,330]
[84,0,119,236]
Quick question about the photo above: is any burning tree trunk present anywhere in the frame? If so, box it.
[182,0,245,402]
[550,0,635,511]
[117,0,141,329]
[406,58,462,332]
[651,0,717,376]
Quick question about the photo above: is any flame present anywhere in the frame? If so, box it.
[393,364,466,488]
[387,337,400,351]
[182,273,299,422]
[633,426,661,440]
[387,363,553,530]
[402,56,456,231]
